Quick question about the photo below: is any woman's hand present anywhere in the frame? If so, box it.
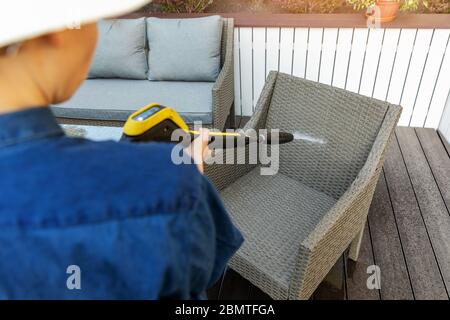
[184,128,211,174]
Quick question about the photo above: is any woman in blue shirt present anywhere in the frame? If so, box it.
[0,0,243,299]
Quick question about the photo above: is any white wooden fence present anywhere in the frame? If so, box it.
[233,27,450,131]
[439,95,450,142]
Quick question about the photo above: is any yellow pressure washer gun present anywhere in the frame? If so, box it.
[121,103,294,148]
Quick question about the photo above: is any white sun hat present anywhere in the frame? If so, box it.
[0,0,152,48]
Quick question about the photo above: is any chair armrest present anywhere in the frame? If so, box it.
[243,71,278,131]
[204,143,258,191]
[289,171,381,299]
[205,71,279,190]
[212,19,234,131]
[288,104,402,299]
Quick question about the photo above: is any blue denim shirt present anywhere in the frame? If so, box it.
[0,107,243,299]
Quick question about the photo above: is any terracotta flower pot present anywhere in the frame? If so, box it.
[366,0,401,23]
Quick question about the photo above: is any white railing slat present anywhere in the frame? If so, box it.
[428,35,450,129]
[292,28,309,78]
[399,29,434,126]
[279,28,295,75]
[346,28,370,93]
[233,28,242,117]
[372,28,401,101]
[252,28,266,111]
[266,28,280,77]
[239,28,253,116]
[359,28,385,97]
[305,28,323,81]
[411,29,450,127]
[332,28,353,89]
[386,29,417,106]
[319,28,339,85]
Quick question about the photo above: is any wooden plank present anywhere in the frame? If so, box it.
[416,128,450,225]
[368,171,414,300]
[396,127,450,297]
[218,269,253,300]
[313,255,347,300]
[345,223,380,300]
[383,130,448,299]
[125,13,450,29]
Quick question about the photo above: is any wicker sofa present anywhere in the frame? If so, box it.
[52,17,235,130]
[205,71,402,300]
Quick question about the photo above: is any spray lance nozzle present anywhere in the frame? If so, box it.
[185,130,294,148]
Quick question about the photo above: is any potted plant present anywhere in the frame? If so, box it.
[347,0,424,22]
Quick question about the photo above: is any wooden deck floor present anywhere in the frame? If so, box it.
[207,126,450,300]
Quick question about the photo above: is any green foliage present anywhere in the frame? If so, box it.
[158,0,214,13]
[421,0,450,13]
[152,0,450,14]
[346,0,377,11]
[346,0,450,12]
[401,0,420,10]
[272,0,346,13]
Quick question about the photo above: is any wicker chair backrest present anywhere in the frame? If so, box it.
[220,18,231,68]
[265,73,391,199]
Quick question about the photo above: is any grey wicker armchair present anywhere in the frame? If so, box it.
[205,71,401,300]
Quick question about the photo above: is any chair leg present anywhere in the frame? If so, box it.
[348,225,365,262]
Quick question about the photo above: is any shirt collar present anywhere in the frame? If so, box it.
[0,107,64,147]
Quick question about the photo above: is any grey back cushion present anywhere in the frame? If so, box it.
[88,18,148,79]
[147,16,223,81]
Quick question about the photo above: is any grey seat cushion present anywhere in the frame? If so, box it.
[88,18,148,80]
[147,16,223,81]
[220,168,336,292]
[52,79,214,124]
